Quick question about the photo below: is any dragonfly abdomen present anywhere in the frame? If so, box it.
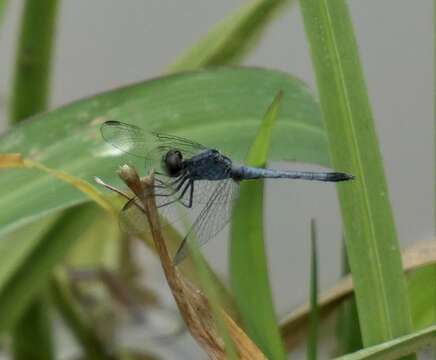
[233,166,354,182]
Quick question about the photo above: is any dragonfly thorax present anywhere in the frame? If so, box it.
[163,149,184,177]
[184,149,232,181]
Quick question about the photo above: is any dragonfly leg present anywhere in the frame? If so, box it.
[154,175,189,198]
[157,180,192,208]
[155,174,184,187]
[179,180,194,208]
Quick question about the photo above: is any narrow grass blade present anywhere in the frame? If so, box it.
[336,241,362,354]
[10,0,59,122]
[335,324,436,360]
[299,0,415,349]
[168,0,291,72]
[307,219,319,360]
[10,1,60,357]
[230,92,286,359]
[12,293,54,360]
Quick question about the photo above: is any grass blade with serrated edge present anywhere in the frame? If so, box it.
[230,91,286,359]
[299,0,415,352]
[168,0,291,72]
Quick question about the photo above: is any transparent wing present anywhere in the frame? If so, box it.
[173,178,240,264]
[117,175,239,262]
[101,121,207,170]
[119,175,209,237]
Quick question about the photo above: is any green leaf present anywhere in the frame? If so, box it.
[307,219,319,360]
[0,67,328,238]
[335,243,363,354]
[12,293,54,360]
[230,91,286,359]
[168,0,292,72]
[335,324,436,360]
[10,0,60,122]
[299,0,415,351]
[0,203,106,332]
[10,1,60,357]
[408,264,436,331]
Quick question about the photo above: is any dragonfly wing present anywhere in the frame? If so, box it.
[173,177,240,265]
[101,121,207,172]
[119,197,149,237]
[101,121,159,158]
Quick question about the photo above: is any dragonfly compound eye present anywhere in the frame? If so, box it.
[164,149,184,176]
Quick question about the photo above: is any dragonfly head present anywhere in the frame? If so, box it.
[163,149,184,177]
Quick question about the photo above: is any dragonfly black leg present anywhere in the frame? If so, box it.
[154,174,189,198]
[157,180,192,208]
[180,180,194,208]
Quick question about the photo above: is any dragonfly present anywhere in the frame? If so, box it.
[101,120,354,264]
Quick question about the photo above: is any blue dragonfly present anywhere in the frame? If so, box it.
[101,120,353,264]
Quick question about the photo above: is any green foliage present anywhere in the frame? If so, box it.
[12,294,54,360]
[335,324,436,360]
[0,0,430,358]
[335,244,363,355]
[408,264,436,330]
[0,204,105,332]
[307,219,319,360]
[299,0,415,352]
[10,0,59,122]
[168,0,292,72]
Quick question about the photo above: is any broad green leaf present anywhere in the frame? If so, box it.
[0,203,105,331]
[299,0,415,351]
[0,67,328,238]
[168,0,291,72]
[308,219,319,360]
[335,324,436,360]
[230,92,286,359]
